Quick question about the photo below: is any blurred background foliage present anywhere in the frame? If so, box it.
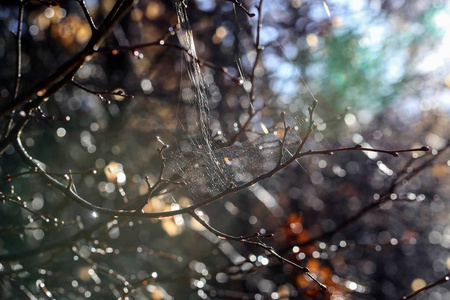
[0,0,449,299]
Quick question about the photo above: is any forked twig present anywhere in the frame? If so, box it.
[0,167,96,183]
[186,206,327,291]
[228,0,264,144]
[0,0,136,158]
[11,100,429,220]
[1,193,67,227]
[293,145,444,249]
[142,137,186,208]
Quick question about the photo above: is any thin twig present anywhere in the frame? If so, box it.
[1,193,67,226]
[186,206,327,290]
[11,103,429,220]
[13,1,25,101]
[142,136,186,208]
[249,0,264,105]
[0,167,96,183]
[225,0,256,17]
[2,2,25,144]
[277,111,290,166]
[296,144,430,159]
[400,272,450,300]
[73,247,138,299]
[36,278,56,300]
[228,0,264,144]
[294,146,445,248]
[71,80,134,101]
[77,0,97,31]
[96,41,244,85]
[0,0,136,156]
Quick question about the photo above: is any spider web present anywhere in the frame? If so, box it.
[167,0,324,199]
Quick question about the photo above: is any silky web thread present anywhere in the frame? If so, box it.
[170,0,316,199]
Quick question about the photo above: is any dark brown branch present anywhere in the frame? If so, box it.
[294,145,444,248]
[12,120,431,224]
[228,0,264,144]
[36,278,56,300]
[225,0,256,17]
[0,0,135,155]
[71,80,134,102]
[2,2,25,146]
[400,272,450,300]
[13,1,25,101]
[277,111,291,166]
[1,193,66,226]
[12,101,425,221]
[295,144,430,159]
[142,137,186,208]
[186,206,327,290]
[96,41,244,85]
[249,0,264,104]
[0,167,96,183]
[5,109,71,122]
[11,102,314,219]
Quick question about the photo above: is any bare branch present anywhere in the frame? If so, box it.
[399,272,450,300]
[294,145,445,248]
[225,0,256,17]
[71,80,134,102]
[0,0,136,156]
[96,41,244,85]
[77,0,97,31]
[11,107,431,221]
[142,137,186,208]
[0,167,96,183]
[13,1,25,101]
[1,193,67,227]
[186,206,327,290]
[73,247,136,299]
[277,111,291,166]
[228,0,265,144]
[295,144,430,159]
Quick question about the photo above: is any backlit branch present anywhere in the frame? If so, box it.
[71,80,134,102]
[225,0,256,17]
[0,0,136,156]
[228,0,265,144]
[77,0,97,31]
[95,41,244,85]
[294,144,445,249]
[11,102,430,221]
[400,272,450,300]
[186,206,327,290]
[142,136,186,208]
[0,193,68,227]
